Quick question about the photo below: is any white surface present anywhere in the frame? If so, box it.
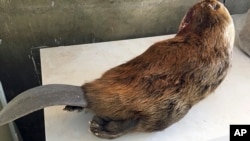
[41,34,250,141]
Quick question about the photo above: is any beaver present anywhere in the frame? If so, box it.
[0,0,234,139]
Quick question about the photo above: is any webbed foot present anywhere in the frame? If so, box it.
[90,116,137,139]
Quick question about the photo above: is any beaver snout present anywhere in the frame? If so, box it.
[202,0,221,11]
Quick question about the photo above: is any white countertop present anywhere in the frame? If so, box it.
[41,34,250,141]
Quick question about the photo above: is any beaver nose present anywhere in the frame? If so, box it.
[204,0,218,2]
[208,3,220,10]
[204,0,214,2]
[201,0,221,10]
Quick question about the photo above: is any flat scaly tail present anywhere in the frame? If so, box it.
[0,84,87,126]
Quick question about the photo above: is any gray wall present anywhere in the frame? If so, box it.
[2,0,249,48]
[226,0,250,14]
[0,0,250,141]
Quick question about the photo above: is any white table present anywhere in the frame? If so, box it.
[41,34,250,141]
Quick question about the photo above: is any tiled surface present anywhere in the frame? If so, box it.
[41,33,250,141]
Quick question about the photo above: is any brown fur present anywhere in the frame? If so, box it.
[65,0,235,139]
